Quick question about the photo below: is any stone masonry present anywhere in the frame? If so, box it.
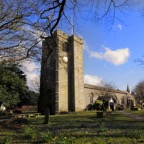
[38,30,84,114]
[38,30,135,114]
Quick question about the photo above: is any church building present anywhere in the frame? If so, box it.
[38,30,135,114]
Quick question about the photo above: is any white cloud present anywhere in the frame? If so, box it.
[26,73,40,93]
[84,74,103,86]
[16,27,47,93]
[103,47,130,65]
[20,60,39,72]
[90,51,103,59]
[87,46,130,65]
[20,60,40,93]
[117,24,123,31]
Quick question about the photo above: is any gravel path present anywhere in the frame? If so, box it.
[118,111,144,121]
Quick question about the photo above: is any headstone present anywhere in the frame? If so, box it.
[43,105,50,124]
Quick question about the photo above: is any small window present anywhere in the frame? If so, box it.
[62,42,68,52]
[90,93,94,104]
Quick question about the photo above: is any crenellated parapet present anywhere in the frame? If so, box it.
[70,35,83,45]
[54,30,69,40]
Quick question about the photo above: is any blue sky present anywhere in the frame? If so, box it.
[70,5,144,91]
[21,1,144,92]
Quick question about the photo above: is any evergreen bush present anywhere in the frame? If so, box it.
[93,100,103,110]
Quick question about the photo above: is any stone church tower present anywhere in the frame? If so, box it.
[38,30,84,114]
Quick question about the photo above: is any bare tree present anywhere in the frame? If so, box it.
[40,0,131,34]
[0,0,46,65]
[135,56,144,66]
[132,80,144,104]
[0,0,134,65]
[97,81,117,107]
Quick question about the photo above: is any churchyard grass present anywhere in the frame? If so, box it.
[130,109,144,116]
[0,110,144,143]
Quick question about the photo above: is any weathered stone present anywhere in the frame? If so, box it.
[38,30,135,114]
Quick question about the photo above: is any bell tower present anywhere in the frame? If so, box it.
[68,35,84,111]
[38,30,84,114]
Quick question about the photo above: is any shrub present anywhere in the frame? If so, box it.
[23,126,37,140]
[116,104,124,110]
[131,107,141,111]
[93,100,103,110]
[40,131,52,143]
[86,104,93,110]
[0,136,11,144]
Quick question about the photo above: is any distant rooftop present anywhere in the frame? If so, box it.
[84,83,128,95]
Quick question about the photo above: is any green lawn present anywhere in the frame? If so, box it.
[0,110,144,144]
[130,109,144,116]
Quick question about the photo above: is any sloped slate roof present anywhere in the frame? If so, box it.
[84,84,129,95]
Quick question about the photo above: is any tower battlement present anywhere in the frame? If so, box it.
[54,30,69,40]
[70,35,83,44]
[39,30,84,114]
[54,30,83,44]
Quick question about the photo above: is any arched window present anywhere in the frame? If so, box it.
[121,97,125,105]
[90,93,94,104]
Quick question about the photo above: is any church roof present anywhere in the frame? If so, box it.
[84,84,129,95]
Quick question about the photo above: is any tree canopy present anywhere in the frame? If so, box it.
[0,63,39,108]
[1,0,140,64]
[0,63,28,108]
[1,0,144,96]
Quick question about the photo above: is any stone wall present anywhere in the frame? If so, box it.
[39,30,85,114]
[38,36,57,114]
[84,84,135,109]
[69,35,84,111]
[39,30,135,115]
[56,30,69,113]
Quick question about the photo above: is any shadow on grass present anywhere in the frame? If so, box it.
[1,111,144,143]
